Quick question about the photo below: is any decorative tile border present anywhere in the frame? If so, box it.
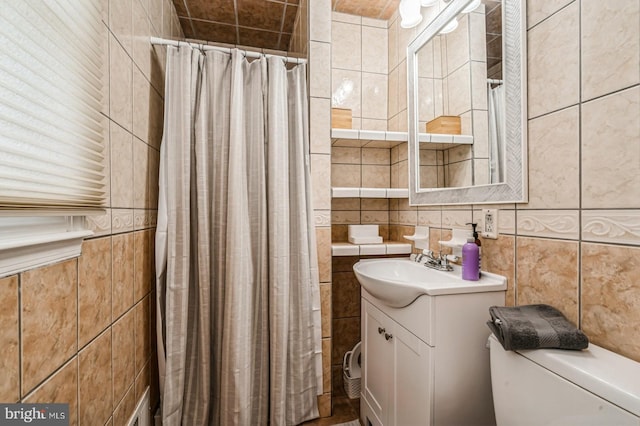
[441,210,473,230]
[86,209,111,237]
[517,210,579,239]
[149,210,158,227]
[498,210,516,235]
[314,210,331,227]
[111,209,134,234]
[582,210,640,246]
[331,210,360,225]
[397,210,418,225]
[134,210,151,230]
[417,210,441,227]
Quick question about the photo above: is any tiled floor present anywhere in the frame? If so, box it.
[302,393,360,425]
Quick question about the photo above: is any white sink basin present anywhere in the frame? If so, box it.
[353,258,507,308]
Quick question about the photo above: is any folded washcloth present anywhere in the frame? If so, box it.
[487,304,589,351]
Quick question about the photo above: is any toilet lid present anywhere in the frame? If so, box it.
[346,341,361,379]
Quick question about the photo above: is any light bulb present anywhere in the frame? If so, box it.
[440,17,458,34]
[420,0,438,6]
[461,0,481,13]
[399,0,422,28]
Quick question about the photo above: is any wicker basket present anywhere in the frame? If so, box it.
[343,369,361,399]
[342,343,361,399]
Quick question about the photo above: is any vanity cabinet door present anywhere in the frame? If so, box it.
[390,324,432,426]
[362,299,393,425]
[362,299,434,426]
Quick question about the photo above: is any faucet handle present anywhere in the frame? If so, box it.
[422,249,433,257]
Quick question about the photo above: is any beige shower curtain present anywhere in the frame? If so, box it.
[155,45,322,426]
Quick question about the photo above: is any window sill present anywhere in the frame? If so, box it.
[0,217,93,278]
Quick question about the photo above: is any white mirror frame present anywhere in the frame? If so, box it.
[407,0,527,205]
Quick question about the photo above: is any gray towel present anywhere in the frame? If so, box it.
[487,304,589,351]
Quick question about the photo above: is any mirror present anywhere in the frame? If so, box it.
[407,0,527,205]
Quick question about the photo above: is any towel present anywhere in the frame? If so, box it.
[487,304,589,351]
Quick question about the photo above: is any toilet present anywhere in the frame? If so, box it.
[488,334,640,425]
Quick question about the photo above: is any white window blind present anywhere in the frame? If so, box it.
[0,1,105,277]
[0,0,105,211]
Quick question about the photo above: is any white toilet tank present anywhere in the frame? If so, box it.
[488,334,640,426]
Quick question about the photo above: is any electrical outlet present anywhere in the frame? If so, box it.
[482,209,498,239]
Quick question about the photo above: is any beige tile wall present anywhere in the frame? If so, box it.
[0,0,181,422]
[388,0,640,362]
[330,256,361,399]
[324,0,640,369]
[331,12,388,131]
[388,3,442,132]
[306,0,334,417]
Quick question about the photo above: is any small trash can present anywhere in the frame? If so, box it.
[342,341,361,399]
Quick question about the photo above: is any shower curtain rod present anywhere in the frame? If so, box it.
[150,36,307,65]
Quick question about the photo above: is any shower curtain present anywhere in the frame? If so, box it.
[488,83,505,183]
[155,45,322,426]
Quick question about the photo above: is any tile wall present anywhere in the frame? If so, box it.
[322,1,639,389]
[403,5,491,188]
[387,3,442,132]
[330,256,363,402]
[306,0,334,417]
[331,12,389,131]
[0,0,182,423]
[516,0,638,360]
[394,0,640,362]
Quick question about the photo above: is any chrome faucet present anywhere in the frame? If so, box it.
[414,249,454,272]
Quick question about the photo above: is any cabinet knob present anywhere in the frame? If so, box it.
[385,333,393,341]
[378,327,385,335]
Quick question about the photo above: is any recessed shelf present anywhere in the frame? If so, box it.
[418,133,473,149]
[332,241,413,257]
[331,128,406,148]
[332,187,409,198]
[331,128,473,149]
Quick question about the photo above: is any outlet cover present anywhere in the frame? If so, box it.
[482,209,498,239]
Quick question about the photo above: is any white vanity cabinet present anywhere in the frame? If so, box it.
[360,287,505,426]
[362,298,432,426]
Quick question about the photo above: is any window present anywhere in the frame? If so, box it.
[0,1,105,276]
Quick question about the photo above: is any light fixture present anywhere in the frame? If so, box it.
[399,0,422,29]
[461,0,481,13]
[439,17,459,34]
[420,0,438,6]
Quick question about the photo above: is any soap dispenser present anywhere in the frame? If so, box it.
[462,238,479,281]
[466,222,482,274]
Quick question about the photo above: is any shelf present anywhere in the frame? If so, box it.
[331,128,473,149]
[332,241,413,257]
[331,129,407,148]
[332,187,408,198]
[418,133,473,150]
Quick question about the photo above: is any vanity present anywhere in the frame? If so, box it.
[332,0,527,422]
[355,258,506,426]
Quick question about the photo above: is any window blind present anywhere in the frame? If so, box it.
[0,0,105,211]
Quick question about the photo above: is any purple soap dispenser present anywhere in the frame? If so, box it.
[462,237,479,281]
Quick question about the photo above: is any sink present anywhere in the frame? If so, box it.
[353,258,507,308]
